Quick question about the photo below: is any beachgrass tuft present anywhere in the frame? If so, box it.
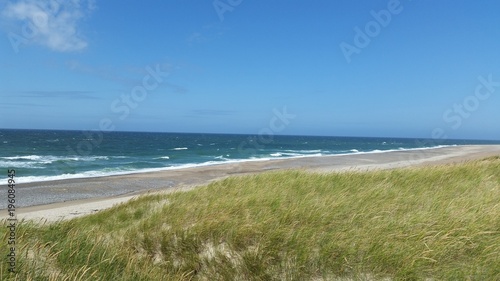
[1,156,500,280]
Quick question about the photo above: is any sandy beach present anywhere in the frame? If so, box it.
[3,145,500,222]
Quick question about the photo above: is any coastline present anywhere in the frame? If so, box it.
[3,144,500,222]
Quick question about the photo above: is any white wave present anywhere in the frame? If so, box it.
[270,145,456,160]
[334,145,456,156]
[7,170,129,184]
[283,153,303,157]
[270,152,323,159]
[293,153,323,158]
[1,145,458,185]
[214,154,231,160]
[283,149,322,154]
[1,155,59,165]
[2,155,43,161]
[1,155,108,161]
[171,147,188,150]
[92,156,109,160]
[0,161,44,168]
[0,155,110,167]
[157,156,170,160]
[2,157,276,184]
[72,156,109,161]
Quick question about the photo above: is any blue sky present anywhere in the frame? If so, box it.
[1,0,499,140]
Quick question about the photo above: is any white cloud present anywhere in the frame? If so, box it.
[2,0,95,52]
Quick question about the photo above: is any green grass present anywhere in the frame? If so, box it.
[1,156,500,280]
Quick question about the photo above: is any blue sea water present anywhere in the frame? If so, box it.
[1,129,498,184]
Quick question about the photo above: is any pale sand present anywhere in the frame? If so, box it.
[2,145,500,222]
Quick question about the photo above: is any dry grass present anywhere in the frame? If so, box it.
[1,156,499,280]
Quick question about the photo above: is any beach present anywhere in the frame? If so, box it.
[4,145,500,222]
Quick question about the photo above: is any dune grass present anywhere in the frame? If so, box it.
[1,156,500,280]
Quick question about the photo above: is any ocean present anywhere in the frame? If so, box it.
[1,129,498,184]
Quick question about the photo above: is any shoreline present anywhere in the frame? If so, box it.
[9,144,461,185]
[3,144,500,222]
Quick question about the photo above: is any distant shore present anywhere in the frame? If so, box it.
[3,145,500,222]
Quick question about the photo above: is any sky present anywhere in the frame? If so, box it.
[1,0,499,140]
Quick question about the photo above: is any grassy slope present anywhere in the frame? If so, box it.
[1,156,500,280]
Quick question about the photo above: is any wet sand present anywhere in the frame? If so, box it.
[2,145,500,222]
